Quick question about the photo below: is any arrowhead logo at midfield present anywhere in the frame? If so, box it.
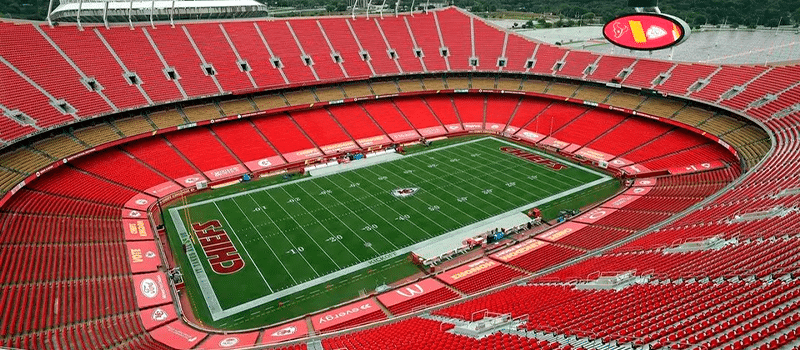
[391,187,419,198]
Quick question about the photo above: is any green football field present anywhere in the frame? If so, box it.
[165,137,615,329]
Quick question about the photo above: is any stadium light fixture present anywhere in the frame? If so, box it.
[76,0,83,30]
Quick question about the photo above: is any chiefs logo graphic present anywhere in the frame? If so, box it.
[128,210,142,218]
[391,187,419,198]
[184,177,199,184]
[151,308,168,321]
[272,326,297,337]
[145,250,157,259]
[135,199,148,205]
[258,159,272,167]
[218,337,239,347]
[140,278,158,298]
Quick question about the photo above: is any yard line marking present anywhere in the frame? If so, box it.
[212,202,273,293]
[281,185,370,259]
[404,151,532,207]
[436,146,562,201]
[298,180,401,251]
[245,193,321,278]
[354,167,461,231]
[229,197,298,286]
[468,141,583,189]
[319,175,423,241]
[384,157,505,215]
[263,190,342,271]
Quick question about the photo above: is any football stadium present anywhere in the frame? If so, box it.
[0,0,798,349]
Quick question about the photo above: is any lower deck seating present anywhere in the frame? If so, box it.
[501,244,585,273]
[441,264,525,295]
[164,128,241,171]
[72,149,170,191]
[122,138,199,179]
[386,287,460,316]
[211,121,278,162]
[322,317,564,350]
[26,166,137,206]
[552,225,635,250]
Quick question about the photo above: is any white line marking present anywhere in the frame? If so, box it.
[213,202,273,292]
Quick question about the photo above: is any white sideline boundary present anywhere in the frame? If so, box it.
[167,137,613,321]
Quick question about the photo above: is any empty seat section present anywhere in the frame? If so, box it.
[723,65,800,110]
[184,23,254,92]
[0,23,110,118]
[590,209,672,230]
[71,123,122,147]
[43,26,148,110]
[348,18,400,75]
[361,101,415,134]
[503,35,536,72]
[405,14,448,72]
[1,242,128,284]
[378,16,424,72]
[472,20,505,70]
[443,264,525,295]
[587,117,672,156]
[551,109,625,145]
[436,9,472,70]
[530,44,566,75]
[0,117,36,142]
[257,20,317,83]
[657,63,717,95]
[506,98,551,130]
[0,63,70,131]
[527,102,588,136]
[622,60,674,88]
[211,121,277,162]
[557,51,599,77]
[587,55,635,82]
[392,97,445,129]
[71,149,169,191]
[2,190,119,219]
[122,138,199,179]
[26,166,137,206]
[0,212,122,243]
[146,25,219,97]
[98,26,182,102]
[252,115,316,154]
[622,130,707,163]
[164,129,239,172]
[317,18,373,77]
[552,225,634,250]
[452,95,485,124]
[503,244,585,273]
[640,143,732,170]
[289,19,346,81]
[690,65,767,102]
[386,288,460,316]
[424,95,461,127]
[222,21,287,87]
[289,109,353,148]
[326,104,387,140]
[434,284,582,321]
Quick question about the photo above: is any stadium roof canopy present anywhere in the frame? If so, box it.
[49,0,269,24]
